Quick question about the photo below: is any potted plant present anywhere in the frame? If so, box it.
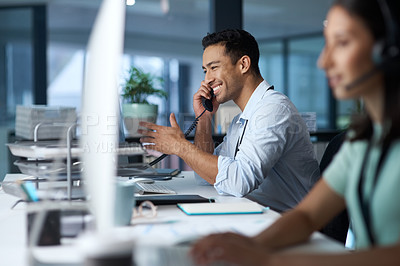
[121,66,167,137]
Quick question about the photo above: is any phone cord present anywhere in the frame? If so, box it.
[148,109,207,166]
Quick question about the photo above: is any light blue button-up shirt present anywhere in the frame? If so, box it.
[213,80,320,212]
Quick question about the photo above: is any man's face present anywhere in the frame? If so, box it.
[202,44,244,104]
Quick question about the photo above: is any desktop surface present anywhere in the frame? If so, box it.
[0,171,346,266]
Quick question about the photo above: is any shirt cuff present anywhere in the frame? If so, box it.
[213,155,240,196]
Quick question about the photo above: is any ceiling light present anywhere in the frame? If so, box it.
[126,0,135,6]
[161,0,169,14]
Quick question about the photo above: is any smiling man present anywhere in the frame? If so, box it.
[139,29,320,212]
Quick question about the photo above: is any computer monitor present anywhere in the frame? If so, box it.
[80,0,126,232]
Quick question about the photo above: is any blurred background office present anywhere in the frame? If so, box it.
[0,0,356,178]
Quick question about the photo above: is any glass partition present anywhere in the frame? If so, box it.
[259,41,284,93]
[337,99,357,129]
[0,7,34,124]
[0,7,36,180]
[288,36,328,129]
[47,43,85,111]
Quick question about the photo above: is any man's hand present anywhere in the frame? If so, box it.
[193,80,219,117]
[190,232,272,266]
[140,112,219,183]
[139,113,189,156]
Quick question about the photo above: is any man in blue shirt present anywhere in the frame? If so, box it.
[139,29,319,212]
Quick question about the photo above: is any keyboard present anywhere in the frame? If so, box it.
[135,183,176,195]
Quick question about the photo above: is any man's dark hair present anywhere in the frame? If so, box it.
[202,29,261,76]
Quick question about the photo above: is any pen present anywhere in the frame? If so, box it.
[18,181,39,202]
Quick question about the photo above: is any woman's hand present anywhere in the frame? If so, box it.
[190,232,271,266]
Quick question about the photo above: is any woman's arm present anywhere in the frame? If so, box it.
[192,178,400,266]
[191,179,347,265]
[270,244,400,266]
[254,179,346,250]
[191,232,400,266]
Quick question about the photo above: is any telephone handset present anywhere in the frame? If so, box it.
[148,89,214,166]
[201,89,214,112]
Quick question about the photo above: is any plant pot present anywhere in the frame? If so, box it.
[122,103,158,138]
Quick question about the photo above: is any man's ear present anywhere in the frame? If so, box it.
[238,55,251,74]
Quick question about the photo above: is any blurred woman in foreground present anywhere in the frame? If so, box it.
[191,0,400,265]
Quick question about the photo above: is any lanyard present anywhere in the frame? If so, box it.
[233,85,274,159]
[234,119,248,159]
[357,139,390,246]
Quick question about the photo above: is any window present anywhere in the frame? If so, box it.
[337,99,358,129]
[0,6,37,180]
[47,44,85,111]
[257,35,357,130]
[259,41,284,93]
[288,36,328,129]
[0,7,34,124]
[47,44,179,128]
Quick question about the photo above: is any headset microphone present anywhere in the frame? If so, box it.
[345,67,379,91]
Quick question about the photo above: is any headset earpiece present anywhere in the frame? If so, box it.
[346,0,400,90]
[372,39,385,67]
[375,0,400,72]
[373,39,400,74]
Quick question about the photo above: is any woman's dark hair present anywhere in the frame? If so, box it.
[334,0,400,144]
[202,29,261,76]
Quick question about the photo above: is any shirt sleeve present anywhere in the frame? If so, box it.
[193,129,229,186]
[323,141,352,196]
[214,102,293,197]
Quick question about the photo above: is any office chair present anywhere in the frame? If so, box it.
[319,131,350,244]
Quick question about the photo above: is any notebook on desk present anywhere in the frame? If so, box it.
[177,202,264,215]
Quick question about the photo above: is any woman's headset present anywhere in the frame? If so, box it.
[374,0,400,73]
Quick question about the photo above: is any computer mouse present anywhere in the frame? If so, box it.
[131,178,155,184]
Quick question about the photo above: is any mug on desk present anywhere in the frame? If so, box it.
[114,182,136,226]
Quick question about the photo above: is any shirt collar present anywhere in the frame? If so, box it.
[237,80,272,123]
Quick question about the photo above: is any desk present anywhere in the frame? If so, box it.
[0,171,346,266]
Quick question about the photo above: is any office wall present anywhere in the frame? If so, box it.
[0,1,349,175]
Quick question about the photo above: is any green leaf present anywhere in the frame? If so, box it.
[121,66,168,104]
